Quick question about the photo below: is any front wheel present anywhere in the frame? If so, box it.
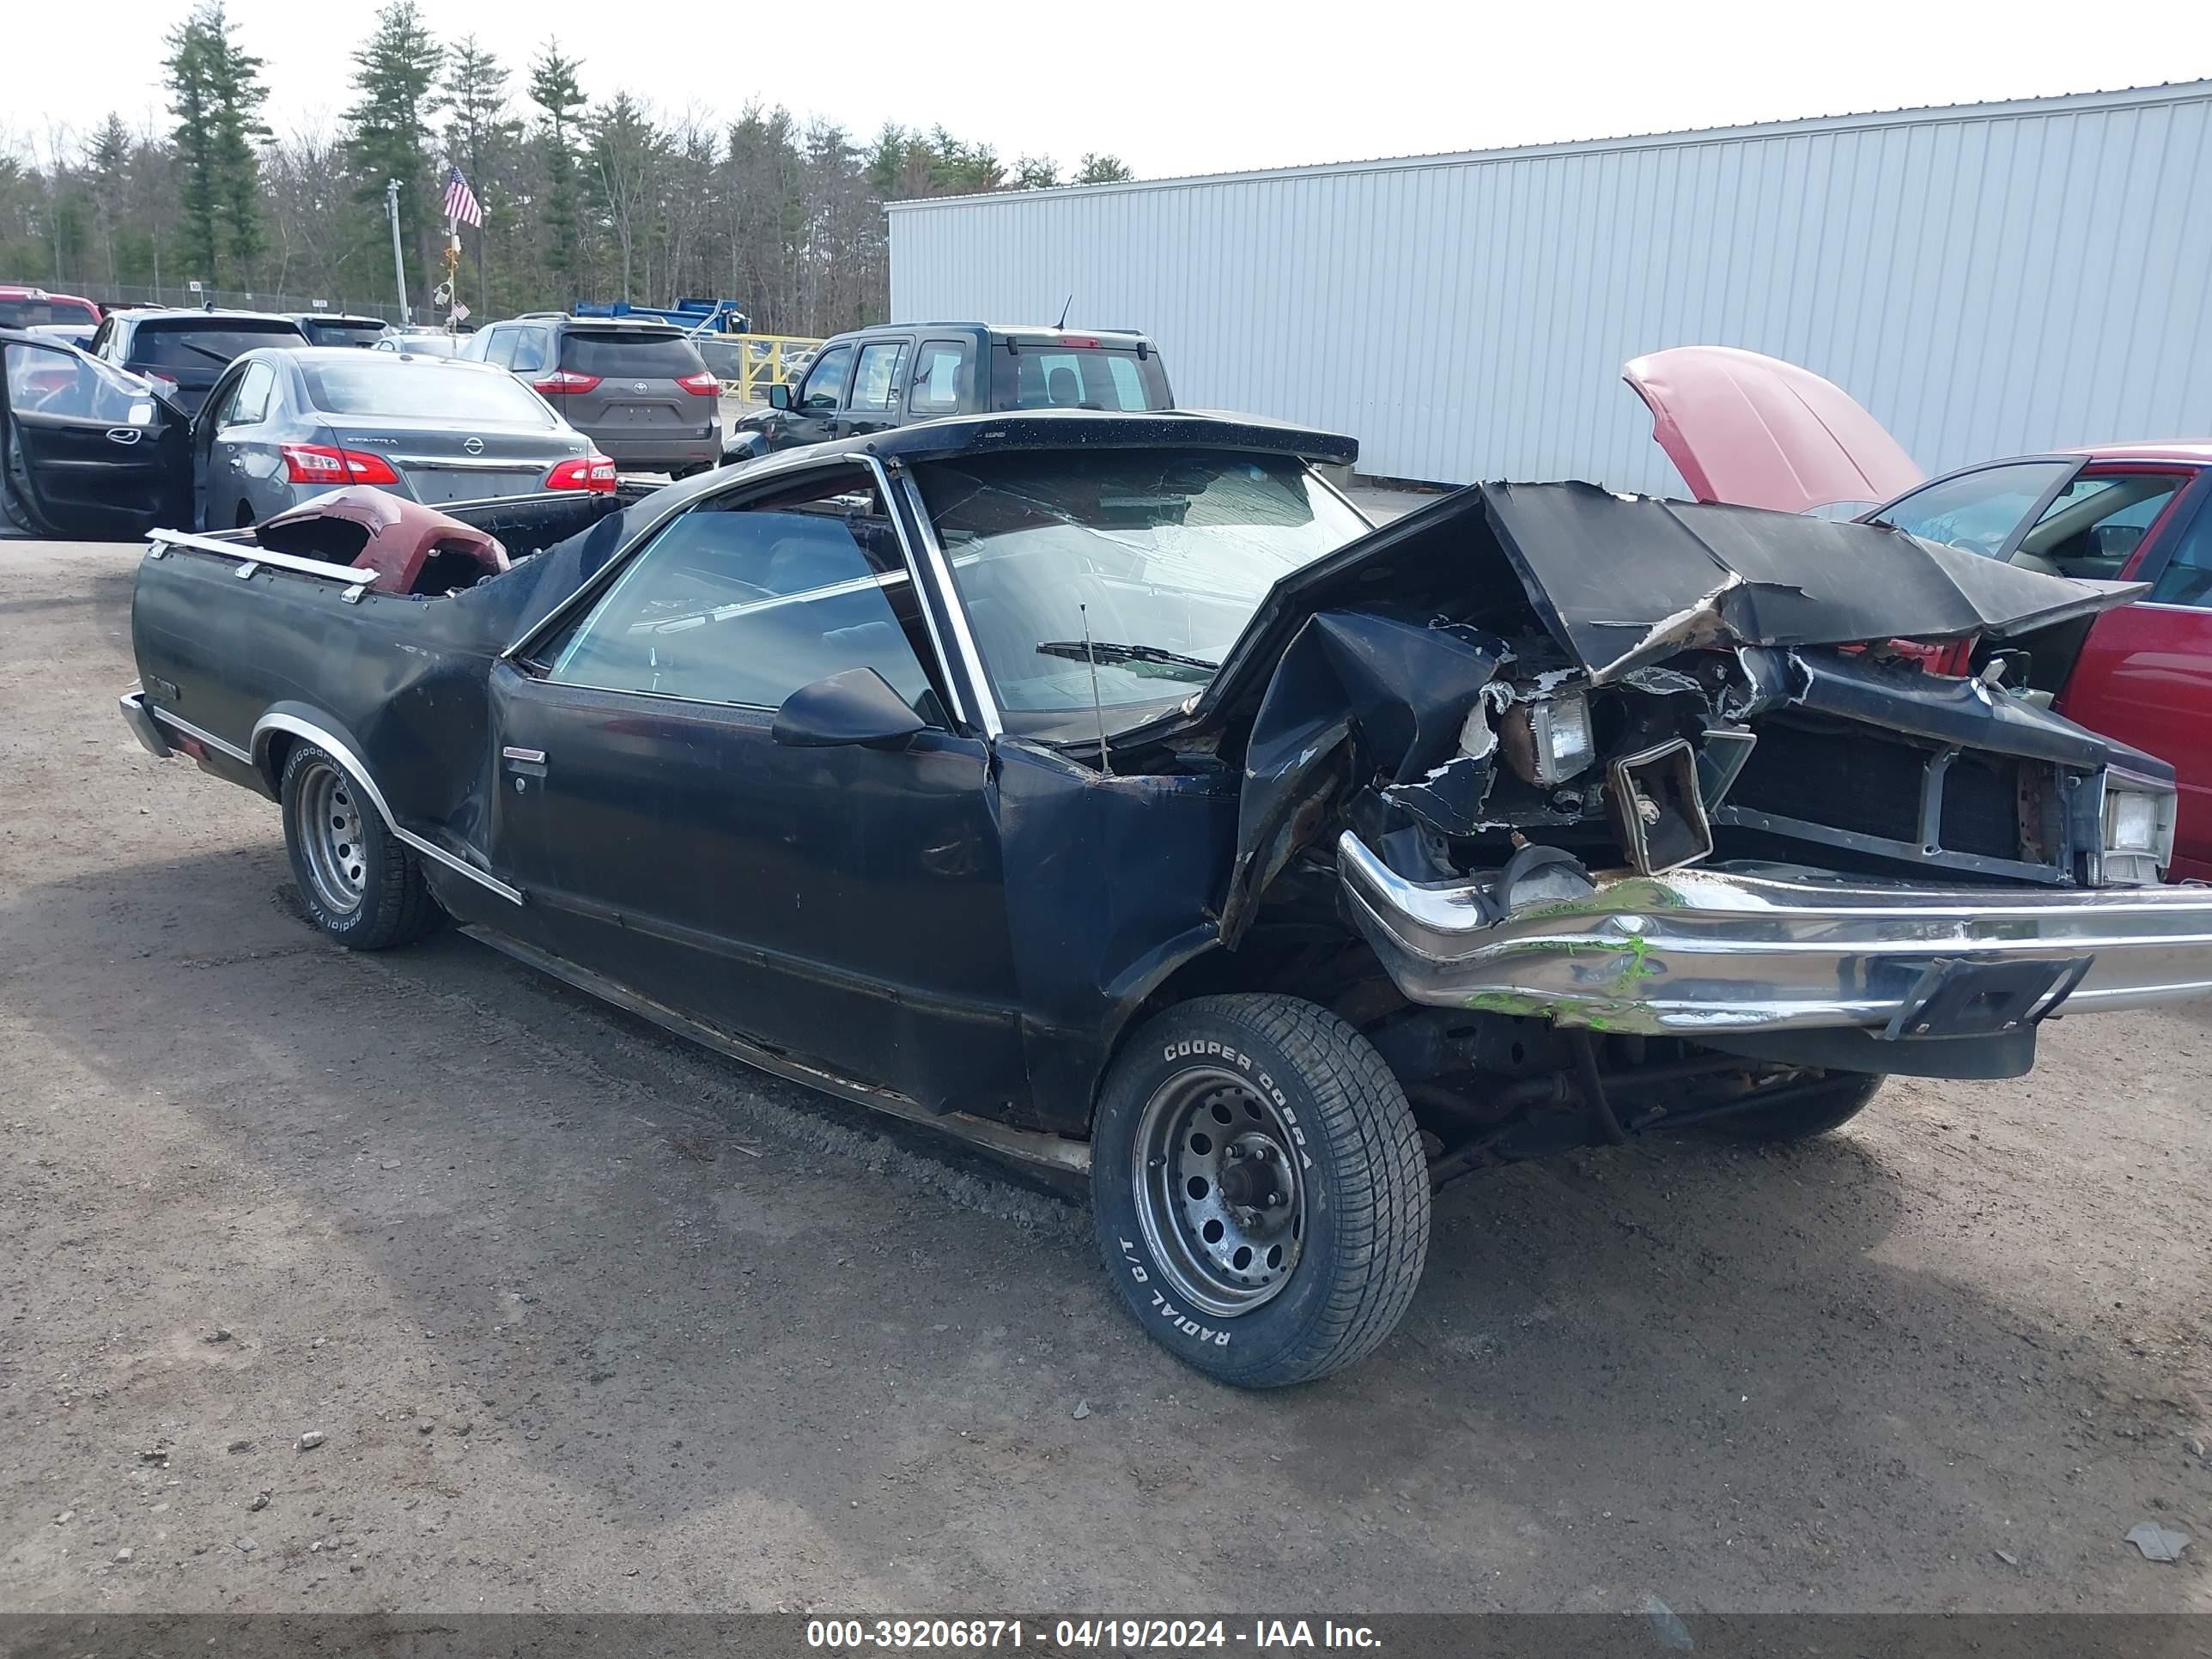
[1091,994,1430,1388]
[279,743,445,950]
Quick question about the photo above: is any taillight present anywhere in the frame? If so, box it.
[280,443,399,485]
[545,453,617,493]
[674,369,720,396]
[532,369,601,395]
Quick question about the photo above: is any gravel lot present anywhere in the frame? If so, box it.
[2,537,2208,1614]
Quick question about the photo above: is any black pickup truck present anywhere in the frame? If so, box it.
[118,409,2212,1387]
[723,323,1170,464]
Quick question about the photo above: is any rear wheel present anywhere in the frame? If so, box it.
[1091,994,1430,1388]
[279,744,444,950]
[1709,1070,1885,1142]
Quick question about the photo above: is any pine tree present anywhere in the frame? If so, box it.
[161,3,270,289]
[528,41,588,295]
[87,114,135,284]
[1073,154,1134,185]
[345,0,446,307]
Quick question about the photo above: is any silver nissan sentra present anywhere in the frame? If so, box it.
[191,347,610,531]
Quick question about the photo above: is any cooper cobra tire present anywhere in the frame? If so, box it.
[1091,994,1430,1388]
[1711,1070,1885,1143]
[279,743,445,951]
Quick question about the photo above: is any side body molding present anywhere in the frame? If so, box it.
[251,709,525,906]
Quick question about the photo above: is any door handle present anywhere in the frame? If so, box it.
[227,455,245,471]
[105,428,142,446]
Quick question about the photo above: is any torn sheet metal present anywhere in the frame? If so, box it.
[1478,483,2147,684]
[1221,609,1508,945]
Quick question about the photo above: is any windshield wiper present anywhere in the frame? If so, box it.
[1036,640,1219,675]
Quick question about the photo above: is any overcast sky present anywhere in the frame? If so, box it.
[9,0,2211,179]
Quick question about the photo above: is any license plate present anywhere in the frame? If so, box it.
[409,470,538,505]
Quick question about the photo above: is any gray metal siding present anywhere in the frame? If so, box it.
[889,84,2212,491]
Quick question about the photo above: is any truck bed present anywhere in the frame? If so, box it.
[126,488,636,877]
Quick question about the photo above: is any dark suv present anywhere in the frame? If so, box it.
[464,313,720,477]
[86,308,311,417]
[725,323,1171,462]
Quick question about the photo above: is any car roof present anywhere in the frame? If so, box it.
[803,408,1352,467]
[288,312,388,324]
[0,285,100,303]
[118,308,309,326]
[2063,441,2212,466]
[240,343,507,371]
[826,321,1154,345]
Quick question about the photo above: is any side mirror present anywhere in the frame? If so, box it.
[767,381,792,411]
[772,667,928,750]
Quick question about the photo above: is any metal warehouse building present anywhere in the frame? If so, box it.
[887,82,2212,490]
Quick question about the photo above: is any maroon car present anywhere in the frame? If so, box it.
[1626,347,2212,881]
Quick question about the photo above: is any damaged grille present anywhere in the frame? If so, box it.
[1720,721,2057,874]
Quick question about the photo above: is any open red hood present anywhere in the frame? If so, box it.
[1623,345,1924,515]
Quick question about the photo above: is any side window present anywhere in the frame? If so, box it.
[2018,472,2185,579]
[544,473,944,716]
[908,339,970,415]
[3,343,87,415]
[797,343,854,412]
[2148,498,2212,609]
[850,341,909,412]
[507,328,550,374]
[1869,460,2074,556]
[477,328,513,368]
[223,362,276,426]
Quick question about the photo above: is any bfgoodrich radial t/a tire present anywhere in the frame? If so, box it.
[279,743,445,951]
[1091,994,1430,1388]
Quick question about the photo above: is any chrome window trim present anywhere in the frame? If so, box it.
[147,527,380,588]
[501,448,872,667]
[251,712,525,905]
[501,452,981,736]
[148,702,252,764]
[1304,461,1377,531]
[890,465,1005,741]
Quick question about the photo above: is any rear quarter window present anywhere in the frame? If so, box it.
[561,331,708,379]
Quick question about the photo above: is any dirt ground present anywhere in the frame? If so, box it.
[1,538,2208,1615]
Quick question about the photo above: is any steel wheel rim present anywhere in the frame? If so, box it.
[296,761,368,916]
[1132,1064,1306,1318]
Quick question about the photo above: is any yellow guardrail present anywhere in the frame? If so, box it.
[696,332,825,404]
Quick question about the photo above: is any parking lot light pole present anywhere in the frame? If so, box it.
[386,179,412,327]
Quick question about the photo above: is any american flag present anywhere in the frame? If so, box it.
[442,165,483,228]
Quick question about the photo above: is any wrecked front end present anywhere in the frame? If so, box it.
[1152,481,2212,1085]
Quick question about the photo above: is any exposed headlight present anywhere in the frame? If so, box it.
[2100,779,2175,885]
[2106,790,2159,854]
[1502,693,1595,788]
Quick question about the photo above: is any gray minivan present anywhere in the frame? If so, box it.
[723,323,1172,463]
[464,314,720,477]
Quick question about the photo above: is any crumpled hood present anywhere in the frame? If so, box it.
[1478,481,2140,683]
[1170,481,2153,943]
[1623,344,1924,514]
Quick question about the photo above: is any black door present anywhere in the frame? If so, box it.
[2,339,189,540]
[778,340,854,448]
[842,337,912,437]
[488,464,1029,1117]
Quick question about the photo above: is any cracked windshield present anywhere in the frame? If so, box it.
[915,448,1370,740]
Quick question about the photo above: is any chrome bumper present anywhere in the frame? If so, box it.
[1337,830,2212,1035]
[118,690,172,760]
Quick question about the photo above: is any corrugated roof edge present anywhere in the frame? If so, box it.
[884,78,2212,210]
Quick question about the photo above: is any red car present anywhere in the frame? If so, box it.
[1626,347,2212,881]
[0,285,103,336]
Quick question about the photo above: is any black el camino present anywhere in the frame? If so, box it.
[116,409,2212,1385]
